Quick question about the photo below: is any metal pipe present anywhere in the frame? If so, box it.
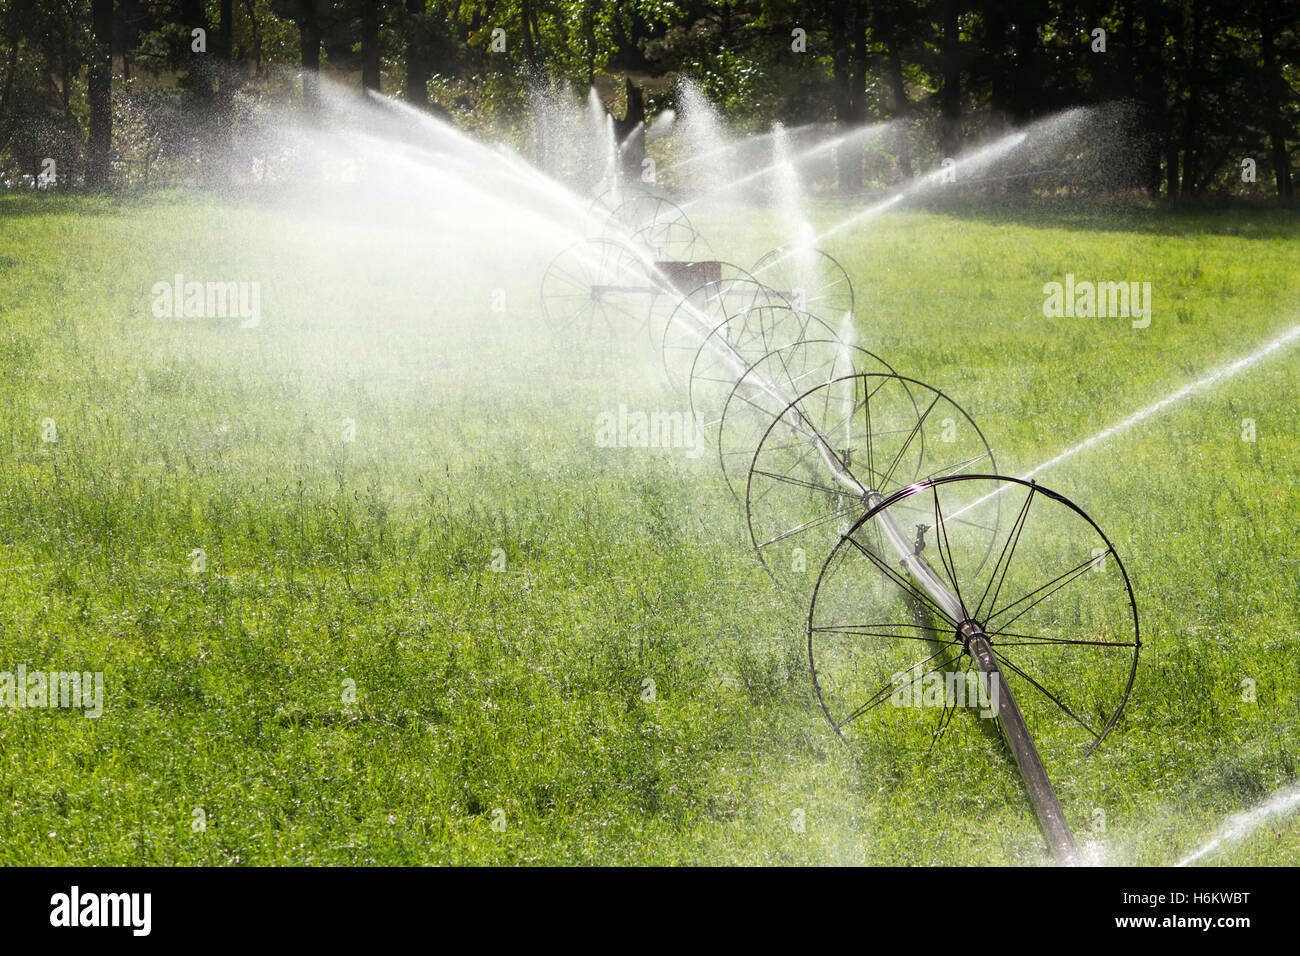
[965,626,1080,863]
[663,267,1081,861]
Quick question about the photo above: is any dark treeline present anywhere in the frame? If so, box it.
[0,0,1295,197]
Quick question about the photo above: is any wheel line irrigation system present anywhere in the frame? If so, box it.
[540,179,1143,865]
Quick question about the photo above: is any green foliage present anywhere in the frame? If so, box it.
[1,0,1297,195]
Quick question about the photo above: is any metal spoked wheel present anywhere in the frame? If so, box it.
[745,373,997,589]
[807,474,1139,765]
[716,339,898,501]
[686,306,837,436]
[610,195,700,260]
[750,247,855,324]
[661,269,785,391]
[540,237,658,343]
[585,182,652,236]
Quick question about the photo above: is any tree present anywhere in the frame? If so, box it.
[937,0,962,160]
[361,0,380,92]
[874,0,919,179]
[825,0,863,190]
[3,0,1298,198]
[404,0,429,106]
[88,0,113,185]
[1259,0,1294,198]
[298,0,322,112]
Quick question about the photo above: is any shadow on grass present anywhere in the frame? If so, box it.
[0,189,202,223]
[913,196,1300,240]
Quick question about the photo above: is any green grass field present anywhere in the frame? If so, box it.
[1,191,1297,865]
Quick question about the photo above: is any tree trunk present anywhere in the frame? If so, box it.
[1166,0,1187,196]
[218,0,233,60]
[829,0,854,191]
[886,38,912,180]
[242,0,262,76]
[405,0,429,107]
[212,0,236,184]
[88,0,113,187]
[62,26,71,123]
[300,4,321,114]
[939,0,962,160]
[521,0,540,72]
[0,42,18,121]
[616,78,645,181]
[1180,0,1203,196]
[1165,139,1179,199]
[116,0,131,82]
[180,0,211,99]
[361,0,381,92]
[1138,0,1166,196]
[1123,0,1135,81]
[1010,13,1037,125]
[840,7,867,191]
[985,6,1010,120]
[583,3,595,85]
[1260,0,1294,198]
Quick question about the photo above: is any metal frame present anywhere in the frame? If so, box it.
[541,187,1141,864]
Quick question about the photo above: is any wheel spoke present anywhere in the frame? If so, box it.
[994,650,1103,743]
[751,468,848,498]
[758,504,856,549]
[812,623,959,645]
[845,533,958,627]
[986,552,1103,633]
[880,392,941,490]
[931,487,965,612]
[975,483,1035,622]
[988,628,1137,648]
[836,648,965,731]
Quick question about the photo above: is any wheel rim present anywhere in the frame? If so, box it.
[716,339,898,501]
[807,474,1139,763]
[687,305,838,435]
[610,195,699,260]
[540,238,656,342]
[745,373,997,589]
[661,269,784,390]
[750,247,855,324]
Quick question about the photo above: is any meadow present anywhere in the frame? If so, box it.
[1,190,1297,864]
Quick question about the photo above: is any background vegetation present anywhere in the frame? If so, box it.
[0,0,1296,196]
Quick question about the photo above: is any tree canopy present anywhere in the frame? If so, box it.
[0,0,1295,197]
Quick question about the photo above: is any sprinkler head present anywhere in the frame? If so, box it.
[912,523,929,554]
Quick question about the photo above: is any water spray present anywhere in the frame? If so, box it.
[539,161,1140,865]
